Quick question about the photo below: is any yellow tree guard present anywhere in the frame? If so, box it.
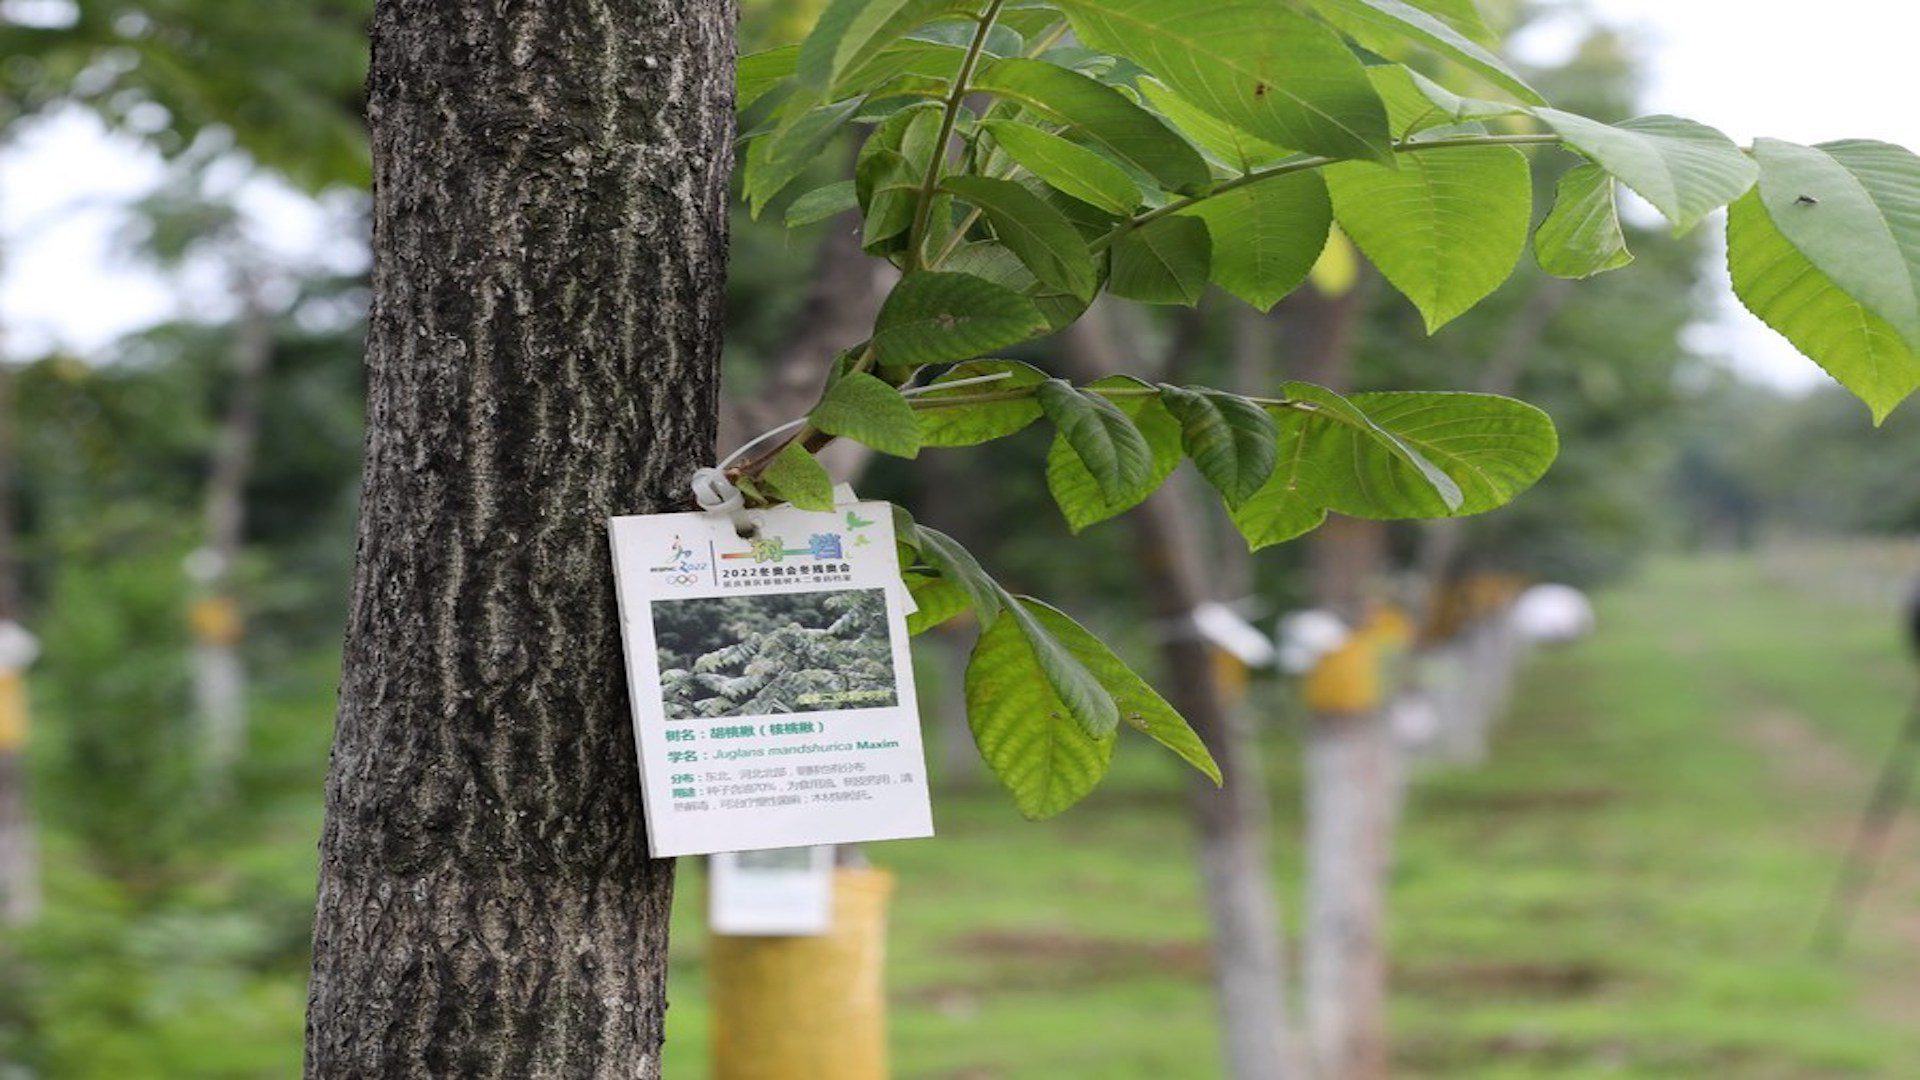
[711,866,894,1080]
[0,671,23,753]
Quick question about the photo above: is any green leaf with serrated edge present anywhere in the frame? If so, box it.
[1044,377,1184,530]
[1228,389,1555,549]
[940,241,1095,332]
[746,93,865,216]
[1534,163,1632,279]
[1404,0,1499,46]
[1309,0,1542,106]
[799,0,975,94]
[905,571,972,635]
[1022,600,1222,784]
[811,371,923,458]
[1158,385,1278,508]
[871,272,1050,370]
[1110,214,1212,306]
[982,120,1142,215]
[965,600,1116,819]
[762,442,835,511]
[1348,390,1557,514]
[1326,144,1530,331]
[1180,171,1331,310]
[1365,65,1524,139]
[915,359,1051,446]
[1728,191,1920,423]
[941,175,1099,300]
[1534,111,1757,235]
[972,58,1213,194]
[1750,139,1920,355]
[1286,382,1462,510]
[893,507,1006,627]
[1136,78,1290,173]
[1054,0,1392,164]
[857,103,944,249]
[785,181,859,227]
[1004,593,1120,739]
[1037,379,1156,504]
[739,45,800,112]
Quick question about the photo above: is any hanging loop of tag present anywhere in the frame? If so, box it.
[691,467,757,538]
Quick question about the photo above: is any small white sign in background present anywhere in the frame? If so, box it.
[709,845,836,936]
[609,500,934,857]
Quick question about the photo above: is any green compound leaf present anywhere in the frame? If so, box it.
[1110,214,1213,306]
[1158,385,1279,508]
[1054,0,1393,164]
[914,359,1052,447]
[745,93,866,217]
[798,0,975,95]
[1534,163,1633,279]
[1309,0,1543,106]
[904,570,972,635]
[1326,144,1531,332]
[1534,110,1757,235]
[785,180,860,227]
[810,371,923,458]
[1022,600,1221,784]
[1044,377,1184,531]
[972,58,1214,196]
[762,442,836,512]
[1229,386,1557,549]
[893,507,1006,627]
[739,44,800,112]
[1365,64,1526,139]
[1727,142,1920,422]
[966,597,1118,819]
[1180,171,1332,311]
[981,119,1143,216]
[941,175,1099,300]
[1037,379,1158,506]
[872,271,1050,371]
[1136,77,1290,173]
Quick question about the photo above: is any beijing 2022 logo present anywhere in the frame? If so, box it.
[650,536,708,587]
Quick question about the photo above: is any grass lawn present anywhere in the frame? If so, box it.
[663,552,1920,1077]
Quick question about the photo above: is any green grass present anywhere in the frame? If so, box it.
[665,553,1920,1077]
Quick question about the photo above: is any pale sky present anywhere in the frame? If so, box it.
[4,1,1917,390]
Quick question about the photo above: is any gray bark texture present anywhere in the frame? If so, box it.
[305,2,735,1076]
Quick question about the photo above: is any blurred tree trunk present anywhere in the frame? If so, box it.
[304,2,734,1076]
[192,283,272,784]
[1280,284,1394,1080]
[1064,310,1299,1080]
[0,357,36,926]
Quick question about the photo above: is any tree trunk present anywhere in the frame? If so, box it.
[193,287,273,783]
[304,3,735,1076]
[1063,312,1298,1080]
[1279,284,1394,1080]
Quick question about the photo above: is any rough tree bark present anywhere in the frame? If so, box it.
[193,284,273,783]
[1064,310,1298,1080]
[1278,283,1395,1080]
[305,2,734,1076]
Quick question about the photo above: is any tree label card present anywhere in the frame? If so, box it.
[708,845,836,936]
[608,501,934,857]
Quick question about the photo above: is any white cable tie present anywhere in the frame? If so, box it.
[898,370,1013,397]
[690,467,756,537]
[715,417,810,472]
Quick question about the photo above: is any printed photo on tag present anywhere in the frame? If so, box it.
[609,501,934,857]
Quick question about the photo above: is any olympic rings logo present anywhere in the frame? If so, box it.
[662,573,701,586]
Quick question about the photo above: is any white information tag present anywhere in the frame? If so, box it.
[709,845,836,936]
[609,500,934,857]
